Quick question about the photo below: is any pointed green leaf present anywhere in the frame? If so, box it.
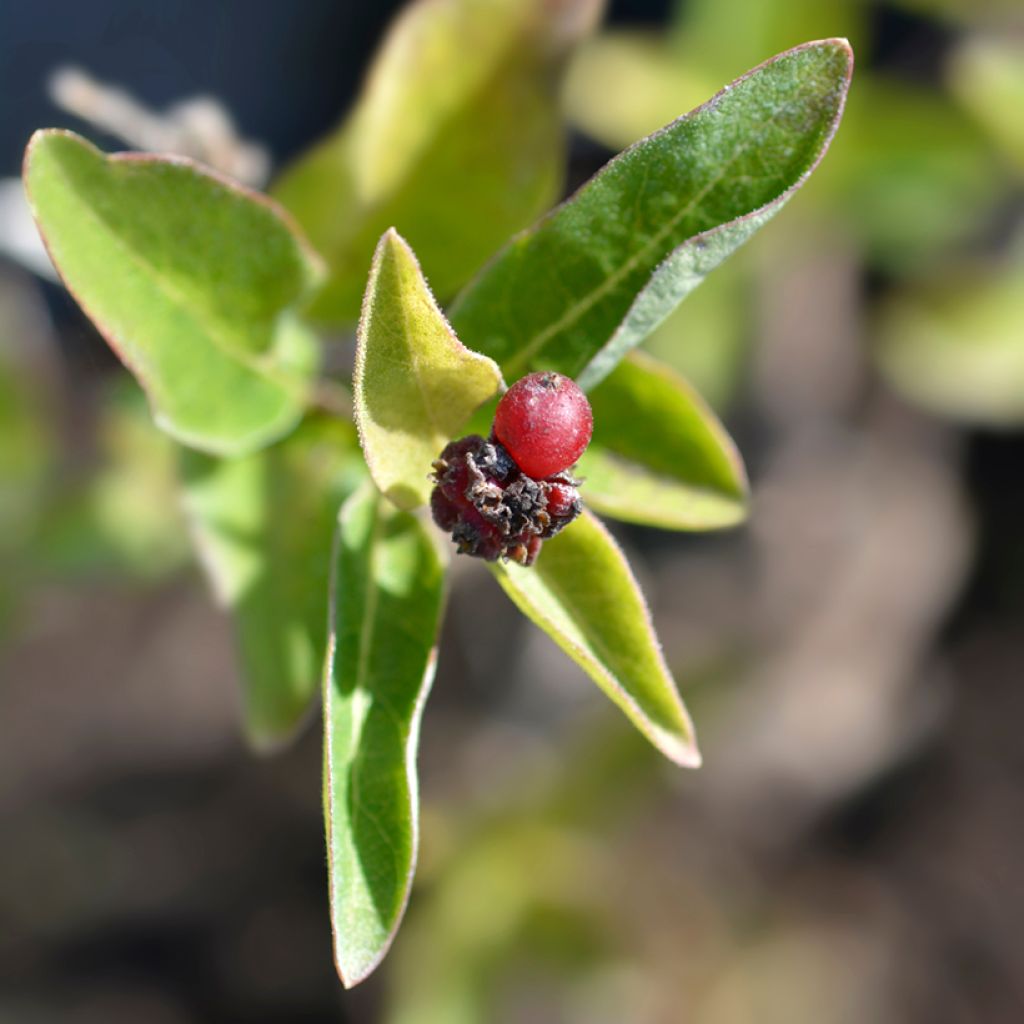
[355,229,504,510]
[580,351,748,530]
[492,510,700,767]
[24,129,324,456]
[273,0,601,325]
[450,39,853,389]
[182,416,365,749]
[324,483,446,987]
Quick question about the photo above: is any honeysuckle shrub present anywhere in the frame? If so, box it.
[23,0,851,986]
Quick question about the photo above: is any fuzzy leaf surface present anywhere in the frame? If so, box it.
[493,510,700,767]
[24,130,323,455]
[580,351,748,530]
[450,39,853,389]
[274,0,600,324]
[355,229,503,510]
[182,416,365,749]
[324,484,446,987]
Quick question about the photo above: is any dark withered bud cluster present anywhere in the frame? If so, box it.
[430,434,583,566]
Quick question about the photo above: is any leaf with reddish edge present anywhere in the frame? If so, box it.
[23,129,323,456]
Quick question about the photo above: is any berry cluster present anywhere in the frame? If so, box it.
[430,372,593,566]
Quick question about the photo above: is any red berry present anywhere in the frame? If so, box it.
[493,372,593,480]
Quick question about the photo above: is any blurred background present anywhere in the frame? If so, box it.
[1,1,1022,1021]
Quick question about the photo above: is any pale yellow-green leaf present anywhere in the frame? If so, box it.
[355,229,504,510]
[492,510,700,767]
[24,130,323,456]
[274,0,601,324]
[324,483,446,986]
[580,351,749,531]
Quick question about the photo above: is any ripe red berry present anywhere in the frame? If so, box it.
[493,372,593,480]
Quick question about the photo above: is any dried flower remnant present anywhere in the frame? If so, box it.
[430,433,583,565]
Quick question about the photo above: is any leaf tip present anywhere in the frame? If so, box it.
[333,938,397,988]
[329,875,420,988]
[828,36,854,58]
[334,953,370,990]
[335,955,369,991]
[22,127,48,168]
[367,226,420,289]
[22,127,81,196]
[806,36,855,87]
[827,36,855,80]
[376,224,409,259]
[664,734,703,769]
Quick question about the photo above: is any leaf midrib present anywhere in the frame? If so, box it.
[499,75,831,377]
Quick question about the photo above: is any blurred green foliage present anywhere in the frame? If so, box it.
[563,0,1021,423]
[273,0,602,324]
[2,0,1022,1016]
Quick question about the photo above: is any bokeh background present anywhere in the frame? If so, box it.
[2,1,1023,1021]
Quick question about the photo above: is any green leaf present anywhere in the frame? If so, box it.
[24,129,324,456]
[182,416,365,749]
[273,0,600,325]
[950,36,1024,172]
[0,296,54,550]
[876,256,1024,427]
[39,380,190,579]
[324,483,447,987]
[449,39,853,389]
[579,351,748,530]
[492,510,700,767]
[355,229,504,510]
